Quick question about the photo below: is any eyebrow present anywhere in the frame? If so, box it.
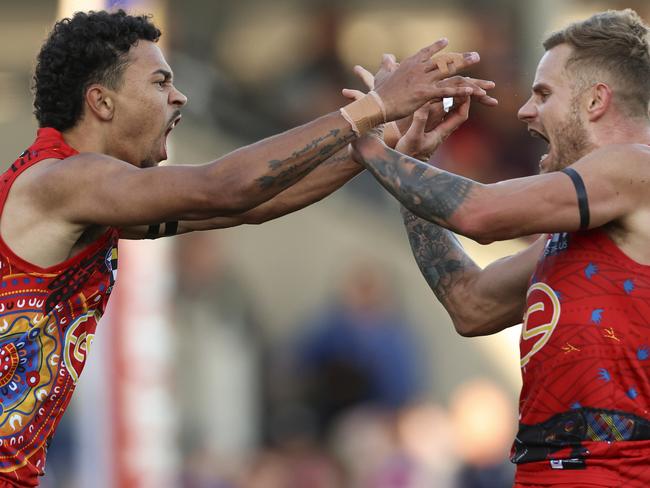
[532,83,551,94]
[152,69,173,81]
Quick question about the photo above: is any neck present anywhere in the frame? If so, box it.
[592,113,650,148]
[60,121,140,165]
[61,121,108,155]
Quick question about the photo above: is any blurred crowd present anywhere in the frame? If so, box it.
[172,234,517,488]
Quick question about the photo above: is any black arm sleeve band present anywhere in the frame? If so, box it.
[561,167,590,230]
[164,221,179,236]
[145,224,160,239]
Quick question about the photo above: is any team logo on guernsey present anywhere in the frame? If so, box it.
[544,233,570,256]
[63,311,97,383]
[521,282,561,368]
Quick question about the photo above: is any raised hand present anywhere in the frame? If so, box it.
[372,38,485,121]
[341,53,398,101]
[342,54,497,153]
[394,78,497,160]
[395,97,470,160]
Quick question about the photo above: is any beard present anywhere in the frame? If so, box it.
[140,156,157,168]
[543,98,594,173]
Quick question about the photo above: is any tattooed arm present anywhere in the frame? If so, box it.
[120,148,362,237]
[366,95,540,336]
[352,135,650,243]
[47,112,358,232]
[402,208,545,335]
[351,137,482,235]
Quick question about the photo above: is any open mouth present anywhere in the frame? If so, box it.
[528,128,549,144]
[528,128,552,169]
[165,114,182,137]
[161,114,182,160]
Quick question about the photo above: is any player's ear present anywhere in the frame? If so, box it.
[586,82,612,122]
[85,84,115,122]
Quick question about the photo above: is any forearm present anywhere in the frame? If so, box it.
[183,148,362,231]
[354,138,482,235]
[205,112,357,213]
[235,148,362,224]
[120,148,363,237]
[403,206,541,336]
[401,206,483,333]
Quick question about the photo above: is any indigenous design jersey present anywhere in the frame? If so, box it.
[514,230,650,487]
[0,129,118,487]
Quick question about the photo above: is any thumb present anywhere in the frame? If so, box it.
[342,88,366,101]
[404,105,429,137]
[353,65,375,90]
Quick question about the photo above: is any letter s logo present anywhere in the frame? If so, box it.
[520,282,561,368]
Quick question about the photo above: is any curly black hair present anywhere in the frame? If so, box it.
[33,10,161,131]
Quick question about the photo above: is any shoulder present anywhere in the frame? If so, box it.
[569,143,650,189]
[574,143,650,169]
[51,152,134,175]
[11,153,135,214]
[35,153,136,192]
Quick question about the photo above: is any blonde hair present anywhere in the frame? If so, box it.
[543,9,650,118]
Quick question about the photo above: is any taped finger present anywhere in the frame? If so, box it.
[430,52,465,74]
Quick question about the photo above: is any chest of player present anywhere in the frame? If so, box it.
[520,231,650,373]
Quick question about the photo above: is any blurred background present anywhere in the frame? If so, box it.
[0,0,648,486]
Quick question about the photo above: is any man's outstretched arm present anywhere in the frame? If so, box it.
[352,137,650,243]
[120,147,361,236]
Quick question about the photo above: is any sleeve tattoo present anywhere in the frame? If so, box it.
[401,207,479,300]
[364,146,476,226]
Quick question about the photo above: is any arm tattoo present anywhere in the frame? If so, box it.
[364,146,475,224]
[401,207,478,300]
[257,128,355,190]
[322,150,350,167]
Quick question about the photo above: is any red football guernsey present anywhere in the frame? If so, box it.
[0,128,118,487]
[513,230,650,487]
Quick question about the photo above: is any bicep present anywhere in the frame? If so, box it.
[46,155,242,228]
[465,145,647,241]
[461,236,545,336]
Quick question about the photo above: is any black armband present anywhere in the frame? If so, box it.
[144,221,178,239]
[164,221,178,236]
[561,167,590,230]
[145,224,160,239]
